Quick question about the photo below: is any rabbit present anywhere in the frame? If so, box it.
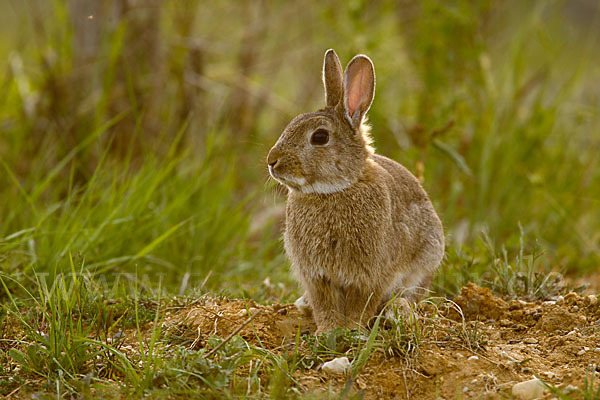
[267,49,444,334]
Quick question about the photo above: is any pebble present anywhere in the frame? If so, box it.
[499,350,522,363]
[355,378,366,390]
[556,295,564,305]
[321,357,350,375]
[523,338,538,344]
[564,292,579,303]
[512,378,546,400]
[586,294,598,306]
[235,309,248,317]
[467,355,479,361]
[235,307,259,317]
[540,371,556,379]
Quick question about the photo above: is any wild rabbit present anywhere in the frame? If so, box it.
[267,49,444,334]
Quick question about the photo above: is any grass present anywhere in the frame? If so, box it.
[0,0,599,398]
[543,365,600,400]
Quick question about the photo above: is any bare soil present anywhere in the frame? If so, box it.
[162,283,600,399]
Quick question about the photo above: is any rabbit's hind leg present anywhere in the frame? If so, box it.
[341,285,382,331]
[402,237,444,301]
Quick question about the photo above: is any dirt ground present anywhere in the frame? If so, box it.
[162,283,600,399]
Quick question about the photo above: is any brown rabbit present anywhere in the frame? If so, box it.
[267,49,444,334]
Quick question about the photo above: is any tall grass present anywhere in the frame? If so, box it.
[0,1,599,297]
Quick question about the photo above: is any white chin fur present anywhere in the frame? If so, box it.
[298,180,351,194]
[271,172,351,194]
[285,176,307,187]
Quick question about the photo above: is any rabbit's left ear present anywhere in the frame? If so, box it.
[343,55,375,127]
[323,49,344,107]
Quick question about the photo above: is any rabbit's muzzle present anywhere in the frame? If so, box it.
[267,147,306,190]
[267,147,282,177]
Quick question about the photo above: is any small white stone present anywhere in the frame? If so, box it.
[462,386,469,393]
[556,296,564,305]
[586,295,598,306]
[577,349,586,356]
[321,357,350,375]
[235,309,248,317]
[468,355,479,361]
[523,338,539,344]
[512,378,546,400]
[541,371,556,379]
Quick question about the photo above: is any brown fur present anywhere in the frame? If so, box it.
[267,49,444,334]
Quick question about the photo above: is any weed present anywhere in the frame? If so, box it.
[542,365,600,400]
[436,227,573,300]
[303,328,364,368]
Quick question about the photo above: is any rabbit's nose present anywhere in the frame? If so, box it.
[267,149,280,167]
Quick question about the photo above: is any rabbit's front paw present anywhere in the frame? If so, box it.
[294,294,312,316]
[315,323,338,336]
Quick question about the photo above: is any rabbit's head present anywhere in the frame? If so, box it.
[267,49,376,194]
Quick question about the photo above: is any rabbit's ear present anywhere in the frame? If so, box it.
[343,55,375,127]
[323,49,343,107]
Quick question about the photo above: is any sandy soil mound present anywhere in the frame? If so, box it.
[160,284,600,399]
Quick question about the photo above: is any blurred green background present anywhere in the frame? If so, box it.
[1,0,599,299]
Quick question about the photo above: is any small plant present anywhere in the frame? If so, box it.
[481,227,567,300]
[436,226,572,300]
[377,299,427,360]
[542,365,600,400]
[150,336,253,397]
[454,320,488,352]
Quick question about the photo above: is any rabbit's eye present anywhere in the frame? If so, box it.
[310,129,329,146]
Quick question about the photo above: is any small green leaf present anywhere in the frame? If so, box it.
[9,348,28,367]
